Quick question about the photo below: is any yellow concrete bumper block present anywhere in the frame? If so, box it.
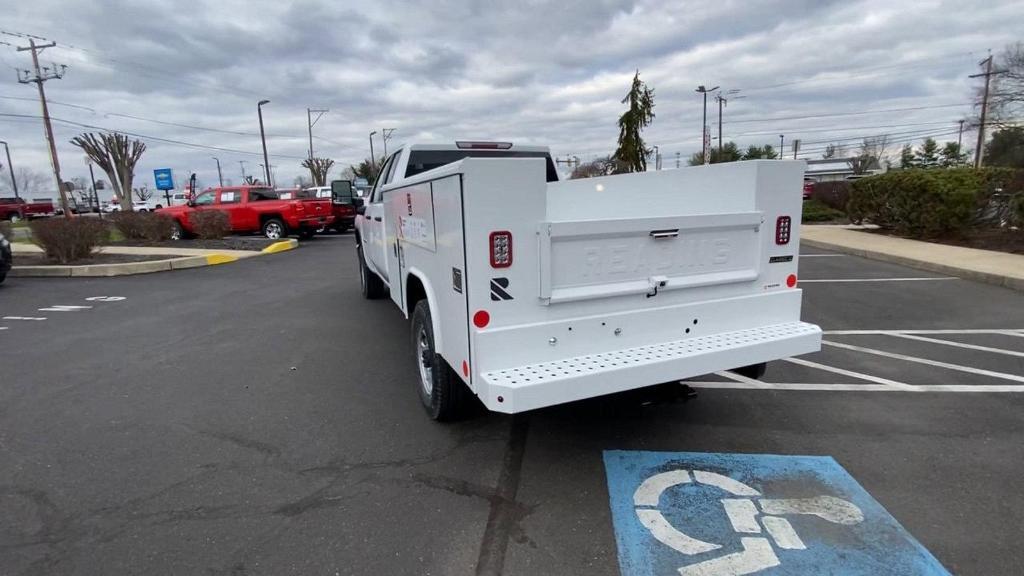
[205,253,239,265]
[261,239,299,254]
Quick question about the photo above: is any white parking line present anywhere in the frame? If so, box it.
[715,371,775,388]
[824,329,1024,335]
[3,316,46,321]
[799,277,958,283]
[887,333,1024,358]
[822,340,1024,383]
[687,382,1024,392]
[0,327,7,331]
[38,305,93,312]
[781,357,916,390]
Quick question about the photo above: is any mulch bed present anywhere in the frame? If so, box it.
[106,237,279,251]
[14,253,181,266]
[870,228,1024,255]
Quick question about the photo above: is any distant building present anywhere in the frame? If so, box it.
[804,157,884,182]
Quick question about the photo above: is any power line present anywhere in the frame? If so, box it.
[0,112,308,160]
[723,102,972,125]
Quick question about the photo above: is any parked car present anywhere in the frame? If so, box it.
[1,197,55,221]
[159,185,334,239]
[802,180,814,200]
[0,229,11,284]
[303,181,357,233]
[103,201,153,213]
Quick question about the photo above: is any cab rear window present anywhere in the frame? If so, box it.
[406,150,559,182]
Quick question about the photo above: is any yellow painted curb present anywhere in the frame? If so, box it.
[205,253,240,265]
[262,239,299,254]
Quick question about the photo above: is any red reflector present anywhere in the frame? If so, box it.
[786,274,798,288]
[489,231,513,268]
[776,216,792,245]
[473,310,490,328]
[462,360,469,377]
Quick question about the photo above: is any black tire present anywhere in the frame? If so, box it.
[731,362,768,380]
[262,218,287,240]
[170,220,184,240]
[298,228,316,239]
[412,300,466,421]
[358,245,386,299]
[337,224,350,234]
[0,272,6,285]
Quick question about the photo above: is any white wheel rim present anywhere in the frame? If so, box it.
[266,223,282,239]
[417,326,434,396]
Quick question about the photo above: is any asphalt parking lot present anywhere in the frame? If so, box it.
[1,235,1022,576]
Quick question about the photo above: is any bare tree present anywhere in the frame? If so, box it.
[301,157,335,187]
[1,167,49,197]
[822,143,848,159]
[134,186,153,202]
[848,135,889,174]
[570,156,628,179]
[990,42,1024,127]
[71,132,146,213]
[293,175,312,189]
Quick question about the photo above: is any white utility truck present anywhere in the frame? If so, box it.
[354,141,821,420]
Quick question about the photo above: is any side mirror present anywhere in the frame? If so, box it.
[356,205,367,216]
[352,197,365,209]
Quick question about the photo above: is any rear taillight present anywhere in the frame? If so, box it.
[775,216,791,245]
[489,231,512,268]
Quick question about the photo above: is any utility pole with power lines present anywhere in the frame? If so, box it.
[307,108,328,160]
[969,54,1007,168]
[17,38,71,216]
[381,128,396,157]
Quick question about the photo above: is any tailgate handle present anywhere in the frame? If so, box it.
[649,229,679,239]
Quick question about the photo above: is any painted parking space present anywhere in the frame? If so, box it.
[604,451,950,576]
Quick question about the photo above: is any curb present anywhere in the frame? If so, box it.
[11,250,256,278]
[801,238,1024,292]
[262,239,299,254]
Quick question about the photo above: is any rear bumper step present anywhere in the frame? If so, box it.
[479,321,821,413]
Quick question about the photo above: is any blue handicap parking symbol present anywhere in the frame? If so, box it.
[603,451,949,576]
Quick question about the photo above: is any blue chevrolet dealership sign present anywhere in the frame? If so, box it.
[154,168,174,191]
[603,450,949,575]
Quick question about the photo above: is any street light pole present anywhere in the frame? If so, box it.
[695,85,719,164]
[212,156,224,187]
[85,157,100,219]
[239,160,248,181]
[779,135,785,159]
[257,100,271,185]
[0,141,19,200]
[369,131,378,174]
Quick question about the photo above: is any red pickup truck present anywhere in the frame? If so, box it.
[1,197,55,221]
[159,186,333,239]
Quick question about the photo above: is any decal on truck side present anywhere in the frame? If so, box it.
[490,278,513,301]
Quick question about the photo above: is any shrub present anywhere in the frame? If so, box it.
[848,168,986,237]
[802,199,844,223]
[109,211,176,241]
[810,181,851,212]
[188,210,230,239]
[29,217,108,263]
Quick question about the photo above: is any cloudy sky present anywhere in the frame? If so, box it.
[1,0,1021,197]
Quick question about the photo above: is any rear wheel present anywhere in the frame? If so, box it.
[731,362,768,380]
[298,228,316,239]
[358,244,386,299]
[412,300,466,421]
[170,221,184,240]
[8,213,21,223]
[262,218,287,240]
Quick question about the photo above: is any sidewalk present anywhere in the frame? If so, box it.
[802,225,1024,291]
[11,243,261,257]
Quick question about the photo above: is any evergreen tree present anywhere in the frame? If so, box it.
[611,71,656,173]
[899,144,916,169]
[914,138,940,168]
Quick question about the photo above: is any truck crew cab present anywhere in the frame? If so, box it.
[354,141,821,420]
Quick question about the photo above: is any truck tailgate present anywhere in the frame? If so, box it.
[539,212,762,304]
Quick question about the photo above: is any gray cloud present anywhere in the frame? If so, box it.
[0,0,1020,193]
